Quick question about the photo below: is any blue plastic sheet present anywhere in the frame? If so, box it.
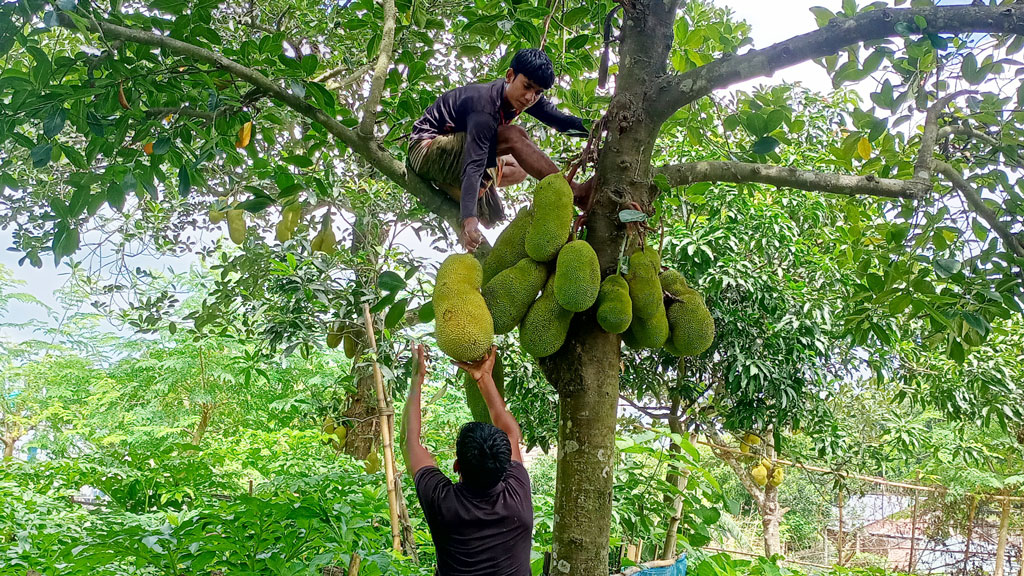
[634,555,687,576]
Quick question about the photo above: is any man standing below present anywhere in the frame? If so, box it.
[403,344,532,576]
[408,48,592,252]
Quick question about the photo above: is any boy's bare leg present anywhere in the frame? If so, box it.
[496,124,595,207]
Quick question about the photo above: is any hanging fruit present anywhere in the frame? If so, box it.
[226,209,246,245]
[235,121,252,148]
[118,81,131,110]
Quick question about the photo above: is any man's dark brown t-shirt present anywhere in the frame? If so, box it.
[414,461,533,576]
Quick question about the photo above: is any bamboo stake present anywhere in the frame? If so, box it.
[838,490,846,567]
[909,488,919,573]
[348,553,361,576]
[963,497,978,575]
[362,303,402,553]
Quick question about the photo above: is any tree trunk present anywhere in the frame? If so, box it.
[342,361,380,459]
[661,396,691,560]
[2,436,14,460]
[191,404,214,446]
[543,325,621,576]
[760,488,783,558]
[995,496,1011,576]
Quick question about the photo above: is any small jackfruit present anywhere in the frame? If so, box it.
[667,291,715,357]
[659,269,690,299]
[322,416,337,435]
[343,334,358,359]
[276,203,302,242]
[365,451,381,474]
[433,254,494,362]
[625,248,663,319]
[226,209,246,245]
[525,174,574,262]
[327,321,343,349]
[596,275,632,334]
[770,466,784,487]
[740,433,761,454]
[312,215,337,255]
[751,464,768,487]
[208,209,226,224]
[554,240,601,312]
[483,208,533,284]
[520,275,574,358]
[626,305,669,349]
[482,258,548,334]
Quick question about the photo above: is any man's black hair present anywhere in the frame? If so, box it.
[456,421,512,491]
[510,48,556,90]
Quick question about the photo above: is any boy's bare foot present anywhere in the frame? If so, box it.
[571,177,596,209]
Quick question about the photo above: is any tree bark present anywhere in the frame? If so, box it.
[543,324,621,576]
[995,496,1011,576]
[191,404,214,446]
[2,436,14,460]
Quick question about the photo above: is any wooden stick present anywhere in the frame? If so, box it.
[995,494,1012,576]
[909,487,919,573]
[348,553,361,576]
[362,303,402,553]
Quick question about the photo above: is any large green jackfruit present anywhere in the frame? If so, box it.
[626,305,669,349]
[525,174,574,262]
[520,275,574,358]
[554,240,601,312]
[596,275,632,334]
[483,258,548,334]
[483,208,533,284]
[659,269,690,299]
[668,291,715,357]
[433,254,494,362]
[463,354,506,424]
[625,248,663,320]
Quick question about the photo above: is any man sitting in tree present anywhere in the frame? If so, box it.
[408,47,592,252]
[404,344,532,576]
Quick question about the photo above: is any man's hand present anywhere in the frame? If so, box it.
[413,343,428,385]
[455,345,497,382]
[460,217,483,252]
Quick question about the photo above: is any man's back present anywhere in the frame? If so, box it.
[414,461,533,576]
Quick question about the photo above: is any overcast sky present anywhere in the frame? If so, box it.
[0,0,977,338]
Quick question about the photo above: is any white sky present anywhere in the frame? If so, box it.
[0,0,979,338]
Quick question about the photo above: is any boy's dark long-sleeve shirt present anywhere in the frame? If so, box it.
[411,79,586,221]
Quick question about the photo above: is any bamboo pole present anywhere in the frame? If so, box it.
[995,495,1012,576]
[963,496,978,575]
[838,490,846,567]
[347,553,361,576]
[909,489,919,573]
[362,303,402,553]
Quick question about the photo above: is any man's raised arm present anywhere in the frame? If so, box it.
[456,346,523,462]
[403,344,437,475]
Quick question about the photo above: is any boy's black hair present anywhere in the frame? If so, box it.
[510,48,556,90]
[456,421,512,491]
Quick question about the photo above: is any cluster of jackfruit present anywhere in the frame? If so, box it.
[620,246,716,358]
[750,458,784,488]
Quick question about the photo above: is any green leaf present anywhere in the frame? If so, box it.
[385,298,409,330]
[30,143,52,168]
[961,312,991,339]
[751,136,781,155]
[153,136,172,155]
[236,197,275,213]
[893,21,915,36]
[934,258,961,279]
[177,165,191,197]
[809,6,835,28]
[57,0,77,9]
[928,34,948,52]
[914,15,927,31]
[418,301,435,323]
[962,52,987,85]
[694,507,721,525]
[284,155,314,169]
[377,271,407,293]
[106,181,126,212]
[43,108,67,138]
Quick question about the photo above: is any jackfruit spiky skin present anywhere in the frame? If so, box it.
[463,354,505,424]
[626,305,670,349]
[525,174,574,262]
[625,248,663,319]
[483,258,548,334]
[433,254,494,362]
[596,275,632,334]
[751,464,768,487]
[659,269,690,299]
[483,208,534,285]
[554,240,601,312]
[668,291,715,357]
[520,276,574,358]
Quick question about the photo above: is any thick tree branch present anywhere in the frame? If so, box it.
[56,13,466,236]
[359,0,397,137]
[934,161,1024,259]
[938,125,1000,147]
[651,5,1024,121]
[915,91,969,182]
[657,161,928,200]
[317,62,372,86]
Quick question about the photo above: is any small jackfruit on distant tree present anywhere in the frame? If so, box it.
[327,330,342,350]
[520,275,574,358]
[554,240,601,312]
[751,463,768,487]
[311,215,337,254]
[625,305,669,349]
[596,275,632,334]
[226,209,246,245]
[208,209,226,224]
[365,451,381,474]
[276,203,302,243]
[322,416,337,435]
[667,290,715,357]
[433,254,494,362]
[770,466,784,487]
[525,174,574,262]
[483,207,533,284]
[625,248,663,319]
[463,354,506,424]
[343,334,358,359]
[740,433,762,454]
[482,258,548,334]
